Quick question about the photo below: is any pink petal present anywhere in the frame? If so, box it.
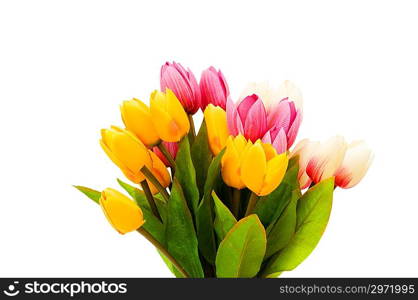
[262,131,272,144]
[226,97,239,135]
[237,94,258,121]
[200,67,228,110]
[243,98,267,142]
[286,111,302,149]
[272,128,287,154]
[268,100,291,133]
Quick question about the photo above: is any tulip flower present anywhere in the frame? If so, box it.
[120,98,160,147]
[306,136,347,184]
[146,150,171,195]
[204,104,230,155]
[227,94,268,143]
[100,126,152,183]
[221,135,248,189]
[335,141,373,188]
[241,140,289,196]
[160,61,201,114]
[290,139,319,189]
[200,66,229,110]
[150,89,190,142]
[153,141,178,167]
[100,188,145,234]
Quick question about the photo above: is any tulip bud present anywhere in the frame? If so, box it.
[204,104,230,155]
[100,126,152,183]
[120,98,160,147]
[100,188,145,234]
[200,66,229,110]
[160,61,201,114]
[241,140,289,196]
[290,139,319,189]
[335,141,373,188]
[153,141,178,167]
[146,151,171,194]
[306,136,347,184]
[150,89,190,142]
[221,135,248,189]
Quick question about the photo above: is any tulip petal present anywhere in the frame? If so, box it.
[272,128,287,154]
[204,104,229,155]
[226,97,240,136]
[237,94,258,121]
[267,100,291,131]
[241,141,267,195]
[286,111,302,149]
[259,153,288,196]
[243,99,268,142]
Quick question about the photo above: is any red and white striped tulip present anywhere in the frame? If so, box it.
[290,139,319,189]
[335,141,373,188]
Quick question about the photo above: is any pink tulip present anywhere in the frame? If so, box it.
[160,61,201,114]
[200,66,229,110]
[306,136,348,184]
[227,94,268,143]
[335,141,373,188]
[290,139,319,189]
[152,141,179,167]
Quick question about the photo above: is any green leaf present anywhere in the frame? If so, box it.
[213,191,237,242]
[261,177,334,276]
[196,149,225,264]
[117,179,166,245]
[74,185,101,204]
[175,136,200,214]
[216,214,267,278]
[166,179,204,278]
[255,159,300,227]
[191,121,213,197]
[157,250,185,278]
[265,190,298,258]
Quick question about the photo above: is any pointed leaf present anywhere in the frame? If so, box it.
[261,178,334,276]
[166,179,204,278]
[191,121,213,197]
[216,214,266,278]
[74,186,101,204]
[213,191,237,242]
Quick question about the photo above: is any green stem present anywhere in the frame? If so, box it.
[245,192,259,217]
[140,180,161,221]
[141,166,170,203]
[157,143,176,173]
[137,227,189,278]
[232,189,241,218]
[187,114,196,144]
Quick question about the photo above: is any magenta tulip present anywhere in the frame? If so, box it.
[200,66,229,110]
[152,141,178,167]
[160,61,201,114]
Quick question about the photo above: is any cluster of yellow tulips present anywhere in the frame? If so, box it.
[76,61,372,278]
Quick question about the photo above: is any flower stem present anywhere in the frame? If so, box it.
[137,227,189,278]
[140,180,161,221]
[245,192,259,217]
[141,166,170,203]
[157,143,176,173]
[232,189,241,218]
[187,114,196,144]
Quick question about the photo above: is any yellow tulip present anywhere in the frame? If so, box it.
[204,104,229,155]
[221,135,248,189]
[100,126,152,183]
[100,188,145,234]
[150,89,190,142]
[241,140,288,196]
[120,98,160,147]
[146,150,171,195]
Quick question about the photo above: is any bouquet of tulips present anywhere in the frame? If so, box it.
[75,62,372,278]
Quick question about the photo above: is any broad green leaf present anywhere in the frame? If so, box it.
[157,250,185,278]
[265,191,298,258]
[74,185,101,204]
[166,179,204,278]
[175,136,200,214]
[255,159,300,227]
[216,214,267,278]
[196,149,225,264]
[261,177,334,276]
[212,191,237,242]
[191,121,213,197]
[117,179,165,245]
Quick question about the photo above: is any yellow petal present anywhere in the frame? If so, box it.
[100,188,145,234]
[259,153,288,196]
[221,141,245,189]
[147,151,171,194]
[166,89,190,136]
[241,141,267,195]
[204,104,229,155]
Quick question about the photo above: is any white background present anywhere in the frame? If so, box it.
[1,0,417,277]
